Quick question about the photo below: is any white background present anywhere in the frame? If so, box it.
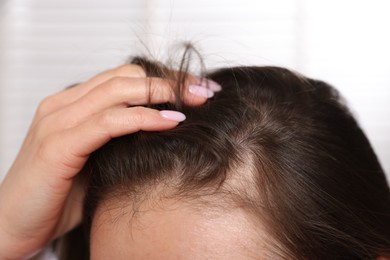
[1,0,389,181]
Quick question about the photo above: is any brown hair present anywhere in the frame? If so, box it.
[57,50,390,259]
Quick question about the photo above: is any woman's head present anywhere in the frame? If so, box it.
[71,54,390,259]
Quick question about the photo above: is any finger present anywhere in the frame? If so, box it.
[43,77,212,130]
[80,75,211,107]
[64,64,147,100]
[80,76,212,107]
[35,64,147,119]
[45,107,185,179]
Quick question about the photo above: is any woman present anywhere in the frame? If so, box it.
[1,48,389,259]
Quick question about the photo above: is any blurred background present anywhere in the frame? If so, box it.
[0,0,389,181]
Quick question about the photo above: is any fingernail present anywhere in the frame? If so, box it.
[159,110,186,122]
[198,78,222,92]
[188,85,214,98]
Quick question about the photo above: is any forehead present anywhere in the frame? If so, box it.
[90,198,271,259]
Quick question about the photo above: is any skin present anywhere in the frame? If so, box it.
[1,63,388,259]
[90,197,272,260]
[0,64,211,259]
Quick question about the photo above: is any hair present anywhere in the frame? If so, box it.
[55,47,390,259]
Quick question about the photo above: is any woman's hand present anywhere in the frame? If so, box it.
[0,64,216,259]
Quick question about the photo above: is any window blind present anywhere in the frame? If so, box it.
[1,0,389,181]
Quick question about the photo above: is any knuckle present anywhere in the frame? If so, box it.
[28,113,54,142]
[113,64,146,77]
[100,77,130,95]
[36,95,56,117]
[130,107,146,125]
[107,77,129,89]
[95,111,114,128]
[33,116,49,134]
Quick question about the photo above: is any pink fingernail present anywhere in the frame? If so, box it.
[198,78,222,92]
[159,110,186,122]
[188,85,214,98]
